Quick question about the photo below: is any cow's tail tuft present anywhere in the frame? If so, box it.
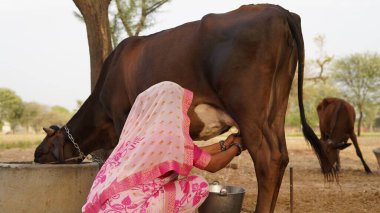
[284,10,337,181]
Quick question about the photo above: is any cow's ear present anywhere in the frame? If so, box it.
[43,127,55,137]
[334,142,352,150]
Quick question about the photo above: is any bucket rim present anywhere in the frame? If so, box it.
[208,184,246,195]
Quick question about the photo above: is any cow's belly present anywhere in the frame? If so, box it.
[193,104,237,140]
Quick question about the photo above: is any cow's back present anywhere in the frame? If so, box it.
[317,97,356,141]
[99,4,301,138]
[102,4,296,102]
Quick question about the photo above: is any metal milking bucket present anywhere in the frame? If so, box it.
[198,181,245,213]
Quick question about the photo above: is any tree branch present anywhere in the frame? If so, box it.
[146,0,170,14]
[134,0,147,35]
[304,75,328,83]
[115,0,134,37]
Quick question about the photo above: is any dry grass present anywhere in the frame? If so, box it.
[0,134,44,149]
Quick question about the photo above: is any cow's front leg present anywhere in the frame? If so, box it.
[243,122,289,213]
[350,133,372,173]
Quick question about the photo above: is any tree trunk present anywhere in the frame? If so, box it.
[73,0,112,91]
[357,110,363,136]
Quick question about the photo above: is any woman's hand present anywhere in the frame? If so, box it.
[224,134,245,150]
[203,134,246,173]
[223,134,237,148]
[231,135,246,151]
[200,133,246,156]
[229,136,246,156]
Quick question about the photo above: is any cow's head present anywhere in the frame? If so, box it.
[34,125,82,164]
[320,139,351,167]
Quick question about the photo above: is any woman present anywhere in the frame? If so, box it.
[82,81,244,213]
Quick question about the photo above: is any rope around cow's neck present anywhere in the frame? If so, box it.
[44,125,104,165]
[64,125,85,161]
[59,125,105,165]
[46,125,104,164]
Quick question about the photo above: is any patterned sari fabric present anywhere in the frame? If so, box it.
[83,82,211,213]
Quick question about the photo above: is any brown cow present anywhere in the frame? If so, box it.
[34,4,333,212]
[317,97,372,173]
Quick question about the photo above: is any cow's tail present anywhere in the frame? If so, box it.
[285,11,336,180]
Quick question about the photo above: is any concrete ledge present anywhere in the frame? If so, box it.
[0,162,99,213]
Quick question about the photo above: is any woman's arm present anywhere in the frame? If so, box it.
[199,134,236,155]
[202,136,244,173]
[199,142,223,155]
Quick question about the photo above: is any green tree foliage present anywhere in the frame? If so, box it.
[333,52,380,135]
[285,79,341,129]
[20,102,48,132]
[0,92,74,133]
[20,102,73,133]
[0,88,24,129]
[46,106,72,126]
[30,105,73,132]
[362,102,380,131]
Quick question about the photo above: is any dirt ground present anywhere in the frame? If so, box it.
[193,136,380,213]
[0,136,379,213]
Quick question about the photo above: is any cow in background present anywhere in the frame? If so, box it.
[317,97,372,173]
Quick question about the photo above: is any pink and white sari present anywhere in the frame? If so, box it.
[82,81,211,213]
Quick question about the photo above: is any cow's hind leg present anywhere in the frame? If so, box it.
[252,74,292,212]
[246,36,296,213]
[232,121,282,213]
[220,73,292,213]
[350,133,372,173]
[236,106,289,213]
[247,120,289,213]
[215,21,296,212]
[254,54,295,212]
